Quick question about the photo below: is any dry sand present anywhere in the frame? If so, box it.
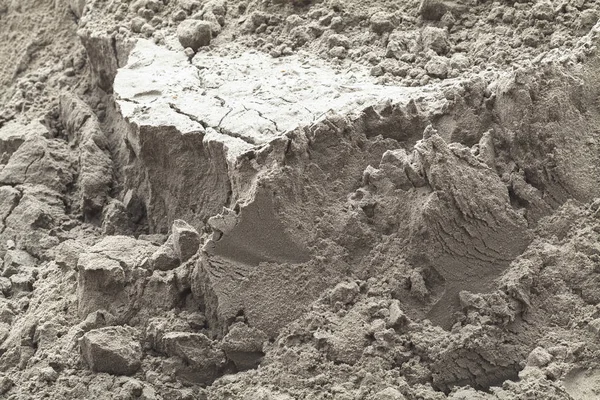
[1,0,600,399]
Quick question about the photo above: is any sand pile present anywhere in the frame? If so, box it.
[0,0,600,399]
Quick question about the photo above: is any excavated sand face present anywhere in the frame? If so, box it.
[112,32,600,338]
[112,38,445,232]
[113,30,600,395]
[114,38,530,334]
[2,0,600,398]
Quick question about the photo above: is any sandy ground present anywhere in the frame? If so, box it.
[1,0,600,399]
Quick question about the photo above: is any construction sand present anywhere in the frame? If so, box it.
[1,0,600,399]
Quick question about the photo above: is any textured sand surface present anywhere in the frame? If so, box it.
[1,0,600,399]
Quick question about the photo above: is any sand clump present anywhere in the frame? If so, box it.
[0,0,599,399]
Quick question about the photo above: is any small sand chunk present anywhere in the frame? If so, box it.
[161,332,226,385]
[179,0,202,13]
[421,26,450,55]
[419,0,449,21]
[222,323,267,370]
[80,326,142,376]
[177,19,212,51]
[329,46,347,59]
[526,346,553,368]
[387,300,408,328]
[532,1,554,21]
[172,219,201,262]
[150,238,180,271]
[579,9,598,28]
[330,281,360,305]
[131,17,145,33]
[425,55,449,78]
[370,12,394,34]
[172,9,187,22]
[327,33,350,49]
